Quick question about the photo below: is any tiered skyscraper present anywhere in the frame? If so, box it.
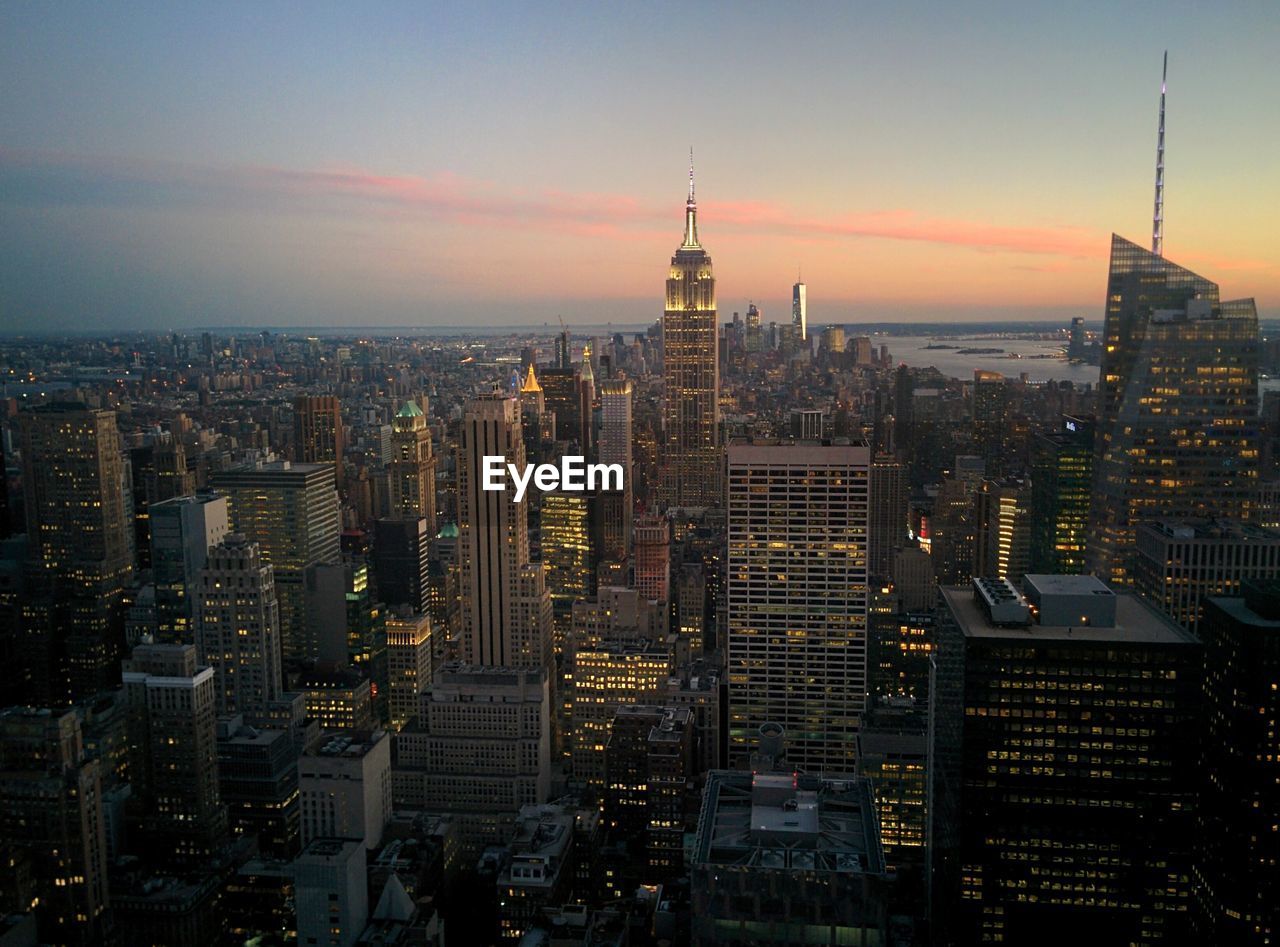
[662,159,720,508]
[456,394,552,669]
[386,399,437,535]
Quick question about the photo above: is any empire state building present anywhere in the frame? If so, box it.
[662,159,720,508]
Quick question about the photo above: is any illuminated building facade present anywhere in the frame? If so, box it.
[216,719,300,858]
[18,403,134,705]
[386,611,433,730]
[869,454,909,578]
[293,394,345,489]
[1133,518,1280,634]
[597,378,633,573]
[457,395,551,670]
[633,513,671,602]
[857,724,927,869]
[1029,417,1094,574]
[1088,235,1259,586]
[541,490,595,640]
[791,279,807,341]
[195,534,282,717]
[1193,582,1280,944]
[570,643,671,786]
[972,476,1030,583]
[932,579,1202,944]
[386,400,437,535]
[211,461,340,662]
[726,439,870,772]
[300,669,375,732]
[662,164,720,508]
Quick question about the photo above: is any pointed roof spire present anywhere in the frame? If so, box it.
[520,362,542,393]
[681,148,700,249]
[581,342,595,384]
[1152,51,1167,257]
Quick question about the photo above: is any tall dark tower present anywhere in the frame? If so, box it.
[661,153,720,508]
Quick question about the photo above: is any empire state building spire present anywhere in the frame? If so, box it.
[682,147,700,249]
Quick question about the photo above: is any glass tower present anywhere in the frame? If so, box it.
[1088,234,1259,585]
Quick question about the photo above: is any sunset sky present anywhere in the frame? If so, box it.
[2,1,1277,331]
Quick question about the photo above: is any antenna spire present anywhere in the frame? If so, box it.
[681,148,700,249]
[1152,51,1167,256]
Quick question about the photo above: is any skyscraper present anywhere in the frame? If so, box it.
[1087,236,1259,585]
[792,278,807,342]
[211,460,341,661]
[662,159,720,508]
[598,378,634,577]
[726,439,870,772]
[1193,582,1280,944]
[18,403,134,704]
[385,612,432,730]
[195,534,283,717]
[121,642,228,861]
[293,395,345,489]
[0,707,110,947]
[151,490,229,643]
[633,513,670,602]
[1028,417,1094,575]
[932,577,1201,944]
[457,394,551,670]
[386,400,437,535]
[869,454,908,578]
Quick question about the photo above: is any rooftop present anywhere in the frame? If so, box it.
[942,586,1195,645]
[693,770,885,875]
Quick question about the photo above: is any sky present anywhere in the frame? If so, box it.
[2,1,1278,332]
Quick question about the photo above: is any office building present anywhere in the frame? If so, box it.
[604,704,695,878]
[0,708,110,947]
[792,279,808,341]
[662,163,720,508]
[1193,582,1280,944]
[1029,417,1094,575]
[869,454,908,577]
[300,668,375,733]
[18,403,134,704]
[633,513,671,602]
[726,439,870,772]
[293,395,344,489]
[294,838,368,947]
[195,534,282,717]
[971,370,1009,475]
[857,719,927,870]
[932,577,1202,944]
[211,461,340,661]
[299,730,392,849]
[690,770,888,945]
[570,642,671,786]
[121,642,228,861]
[371,516,430,614]
[597,378,633,573]
[457,395,552,670]
[1089,236,1259,585]
[386,400,437,535]
[386,611,433,730]
[215,718,299,858]
[150,490,229,643]
[972,476,1031,583]
[393,664,551,853]
[1134,519,1280,633]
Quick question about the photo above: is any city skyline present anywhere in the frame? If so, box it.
[2,3,1278,331]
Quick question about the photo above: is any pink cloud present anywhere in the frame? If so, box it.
[1,148,1111,258]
